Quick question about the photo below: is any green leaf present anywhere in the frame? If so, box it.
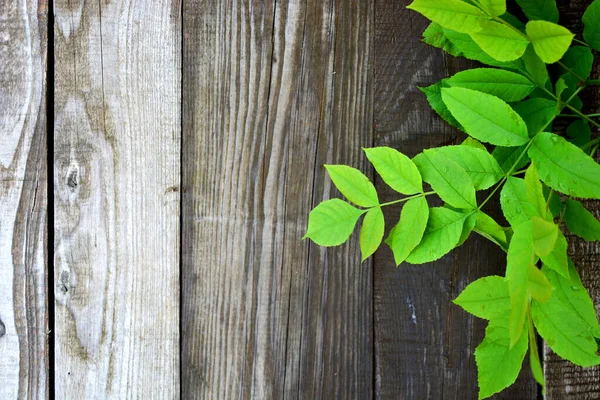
[406,207,470,264]
[475,314,528,400]
[457,211,477,246]
[543,185,563,218]
[544,262,600,338]
[524,164,549,220]
[555,77,568,99]
[528,314,546,390]
[532,293,600,367]
[539,230,569,279]
[529,132,600,199]
[493,145,530,173]
[423,22,463,56]
[441,87,529,147]
[325,165,379,207]
[513,98,557,137]
[566,119,591,148]
[565,199,600,242]
[477,0,506,17]
[407,0,488,34]
[583,0,600,51]
[531,217,558,258]
[462,137,487,151]
[516,45,550,87]
[500,177,541,227]
[304,199,365,246]
[506,220,535,347]
[386,197,429,266]
[454,275,510,320]
[360,207,385,261]
[560,46,594,80]
[445,68,535,103]
[527,264,553,302]
[474,211,509,251]
[419,82,464,131]
[364,147,423,195]
[433,145,503,190]
[414,149,477,208]
[470,21,529,62]
[526,21,575,64]
[443,28,517,68]
[516,0,559,23]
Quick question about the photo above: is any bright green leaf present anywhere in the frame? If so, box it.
[529,132,600,199]
[474,211,509,251]
[513,98,557,137]
[445,68,535,103]
[583,0,600,51]
[471,21,529,62]
[457,211,477,246]
[304,199,365,246]
[423,22,463,56]
[407,0,488,34]
[524,164,549,220]
[565,199,600,242]
[462,137,488,151]
[386,197,429,266]
[364,147,423,195]
[531,217,558,258]
[555,78,568,99]
[516,0,559,23]
[527,264,553,302]
[360,207,385,261]
[325,165,379,207]
[433,145,503,190]
[539,230,569,279]
[441,87,529,147]
[543,261,600,338]
[528,314,546,390]
[478,0,506,17]
[532,293,600,367]
[414,149,477,208]
[475,314,528,399]
[406,207,470,264]
[506,220,535,347]
[419,82,464,131]
[500,177,541,227]
[443,28,518,68]
[526,21,575,64]
[454,275,510,320]
[493,145,530,173]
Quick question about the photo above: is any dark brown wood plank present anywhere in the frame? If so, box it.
[372,1,538,399]
[0,0,48,398]
[544,2,600,398]
[182,1,373,398]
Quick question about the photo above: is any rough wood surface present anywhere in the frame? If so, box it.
[0,0,48,399]
[53,0,180,398]
[543,1,600,398]
[372,1,538,399]
[181,1,373,398]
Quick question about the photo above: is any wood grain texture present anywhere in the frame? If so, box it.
[372,1,538,399]
[53,0,180,398]
[0,0,48,398]
[181,0,373,398]
[543,2,600,398]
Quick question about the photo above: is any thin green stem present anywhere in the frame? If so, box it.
[558,61,587,83]
[558,113,600,119]
[492,16,529,39]
[512,168,527,176]
[539,86,600,130]
[582,136,600,151]
[378,191,435,208]
[545,189,555,214]
[573,38,590,47]
[586,79,600,86]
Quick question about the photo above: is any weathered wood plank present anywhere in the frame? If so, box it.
[544,2,600,398]
[0,0,48,398]
[53,0,180,397]
[372,1,538,398]
[181,1,373,398]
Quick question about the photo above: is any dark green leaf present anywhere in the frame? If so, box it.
[516,0,559,23]
[513,98,557,137]
[420,82,464,131]
[565,199,600,241]
[583,0,600,51]
[493,145,530,173]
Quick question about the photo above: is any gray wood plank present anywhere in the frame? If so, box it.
[0,0,48,398]
[53,0,181,397]
[372,1,538,399]
[544,2,600,398]
[181,1,373,398]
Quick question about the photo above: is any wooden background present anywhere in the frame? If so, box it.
[0,0,598,398]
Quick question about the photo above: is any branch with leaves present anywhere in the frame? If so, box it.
[304,0,600,398]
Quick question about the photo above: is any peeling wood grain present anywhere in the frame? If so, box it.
[0,0,48,399]
[181,0,373,398]
[372,1,538,399]
[54,0,181,398]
